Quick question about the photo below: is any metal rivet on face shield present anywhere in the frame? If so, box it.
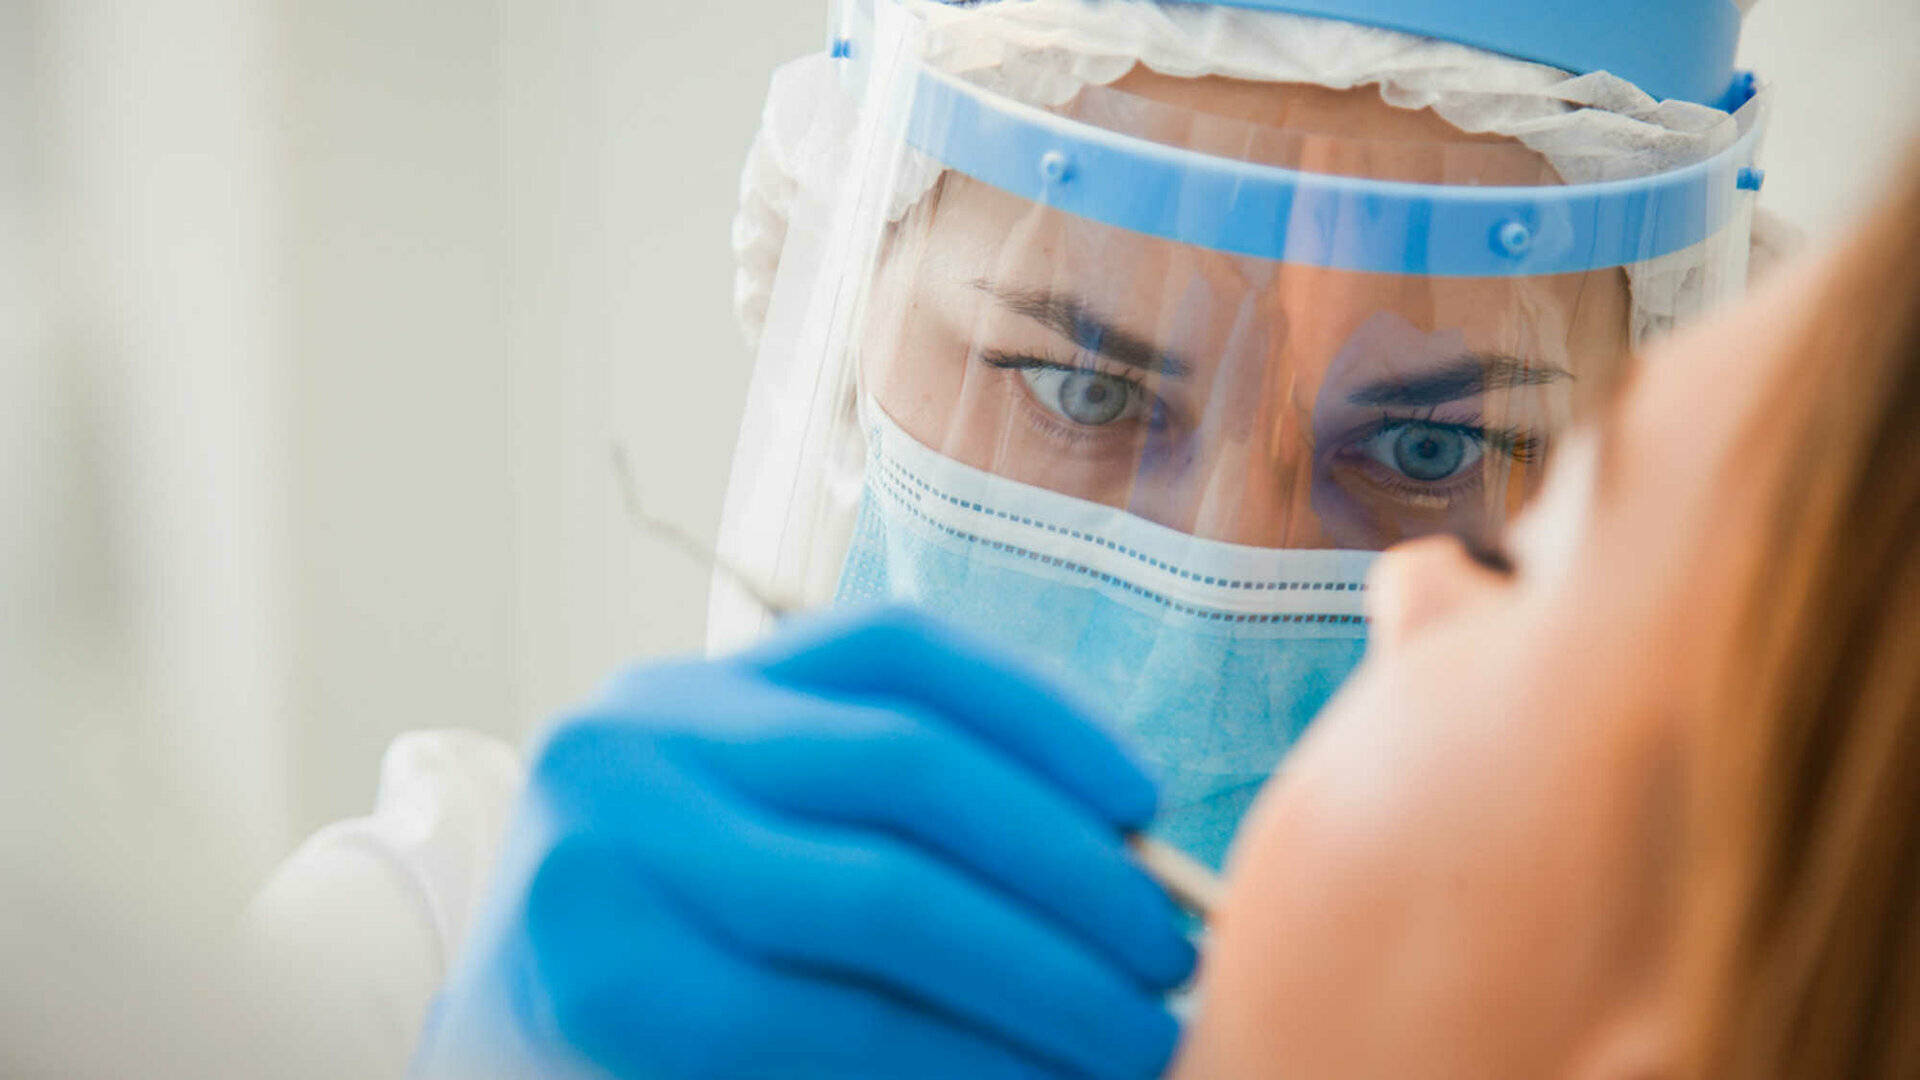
[1737,166,1766,192]
[1040,150,1073,185]
[1493,219,1534,258]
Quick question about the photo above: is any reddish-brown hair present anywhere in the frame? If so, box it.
[1681,148,1920,1078]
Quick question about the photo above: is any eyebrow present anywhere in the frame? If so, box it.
[975,281,1195,378]
[1345,355,1571,408]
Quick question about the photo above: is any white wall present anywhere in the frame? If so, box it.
[259,0,1920,841]
[18,0,295,883]
[1739,0,1920,235]
[282,1,820,836]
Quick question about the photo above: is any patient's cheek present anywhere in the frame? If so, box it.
[1162,657,1482,1079]
[1165,766,1363,1080]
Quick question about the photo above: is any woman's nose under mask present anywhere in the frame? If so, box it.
[836,399,1373,869]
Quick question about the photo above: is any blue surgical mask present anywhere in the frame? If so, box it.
[836,401,1373,869]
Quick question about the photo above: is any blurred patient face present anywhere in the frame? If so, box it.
[1171,254,1825,1078]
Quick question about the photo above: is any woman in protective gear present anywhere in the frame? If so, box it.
[253,3,1790,1077]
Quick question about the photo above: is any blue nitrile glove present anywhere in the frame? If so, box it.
[411,606,1196,1080]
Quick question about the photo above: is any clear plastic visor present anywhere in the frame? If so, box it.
[715,16,1761,628]
[856,71,1701,551]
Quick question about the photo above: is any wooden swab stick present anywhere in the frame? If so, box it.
[1128,834,1222,921]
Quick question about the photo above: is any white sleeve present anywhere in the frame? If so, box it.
[241,730,524,1080]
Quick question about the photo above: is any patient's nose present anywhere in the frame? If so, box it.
[1365,534,1507,652]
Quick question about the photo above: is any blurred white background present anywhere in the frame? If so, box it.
[6,0,1918,885]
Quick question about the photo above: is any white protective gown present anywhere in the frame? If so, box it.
[242,731,524,1079]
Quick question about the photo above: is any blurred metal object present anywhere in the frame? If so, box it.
[611,442,804,616]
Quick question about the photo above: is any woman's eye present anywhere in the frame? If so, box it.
[1354,422,1487,482]
[1018,366,1147,426]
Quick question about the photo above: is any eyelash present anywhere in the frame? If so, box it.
[977,348,1168,427]
[978,348,1147,389]
[978,351,1545,505]
[1363,413,1544,466]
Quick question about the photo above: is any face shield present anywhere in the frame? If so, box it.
[719,1,1767,866]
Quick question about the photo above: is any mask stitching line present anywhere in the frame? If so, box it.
[872,435,1370,595]
[868,457,1369,626]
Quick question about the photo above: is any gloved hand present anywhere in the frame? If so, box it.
[412,606,1196,1080]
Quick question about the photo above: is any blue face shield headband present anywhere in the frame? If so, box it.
[903,64,1765,277]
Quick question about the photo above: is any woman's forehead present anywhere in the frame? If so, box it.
[915,175,1628,360]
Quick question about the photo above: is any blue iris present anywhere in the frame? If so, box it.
[1392,424,1469,481]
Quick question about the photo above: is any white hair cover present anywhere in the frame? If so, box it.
[734,0,1791,351]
